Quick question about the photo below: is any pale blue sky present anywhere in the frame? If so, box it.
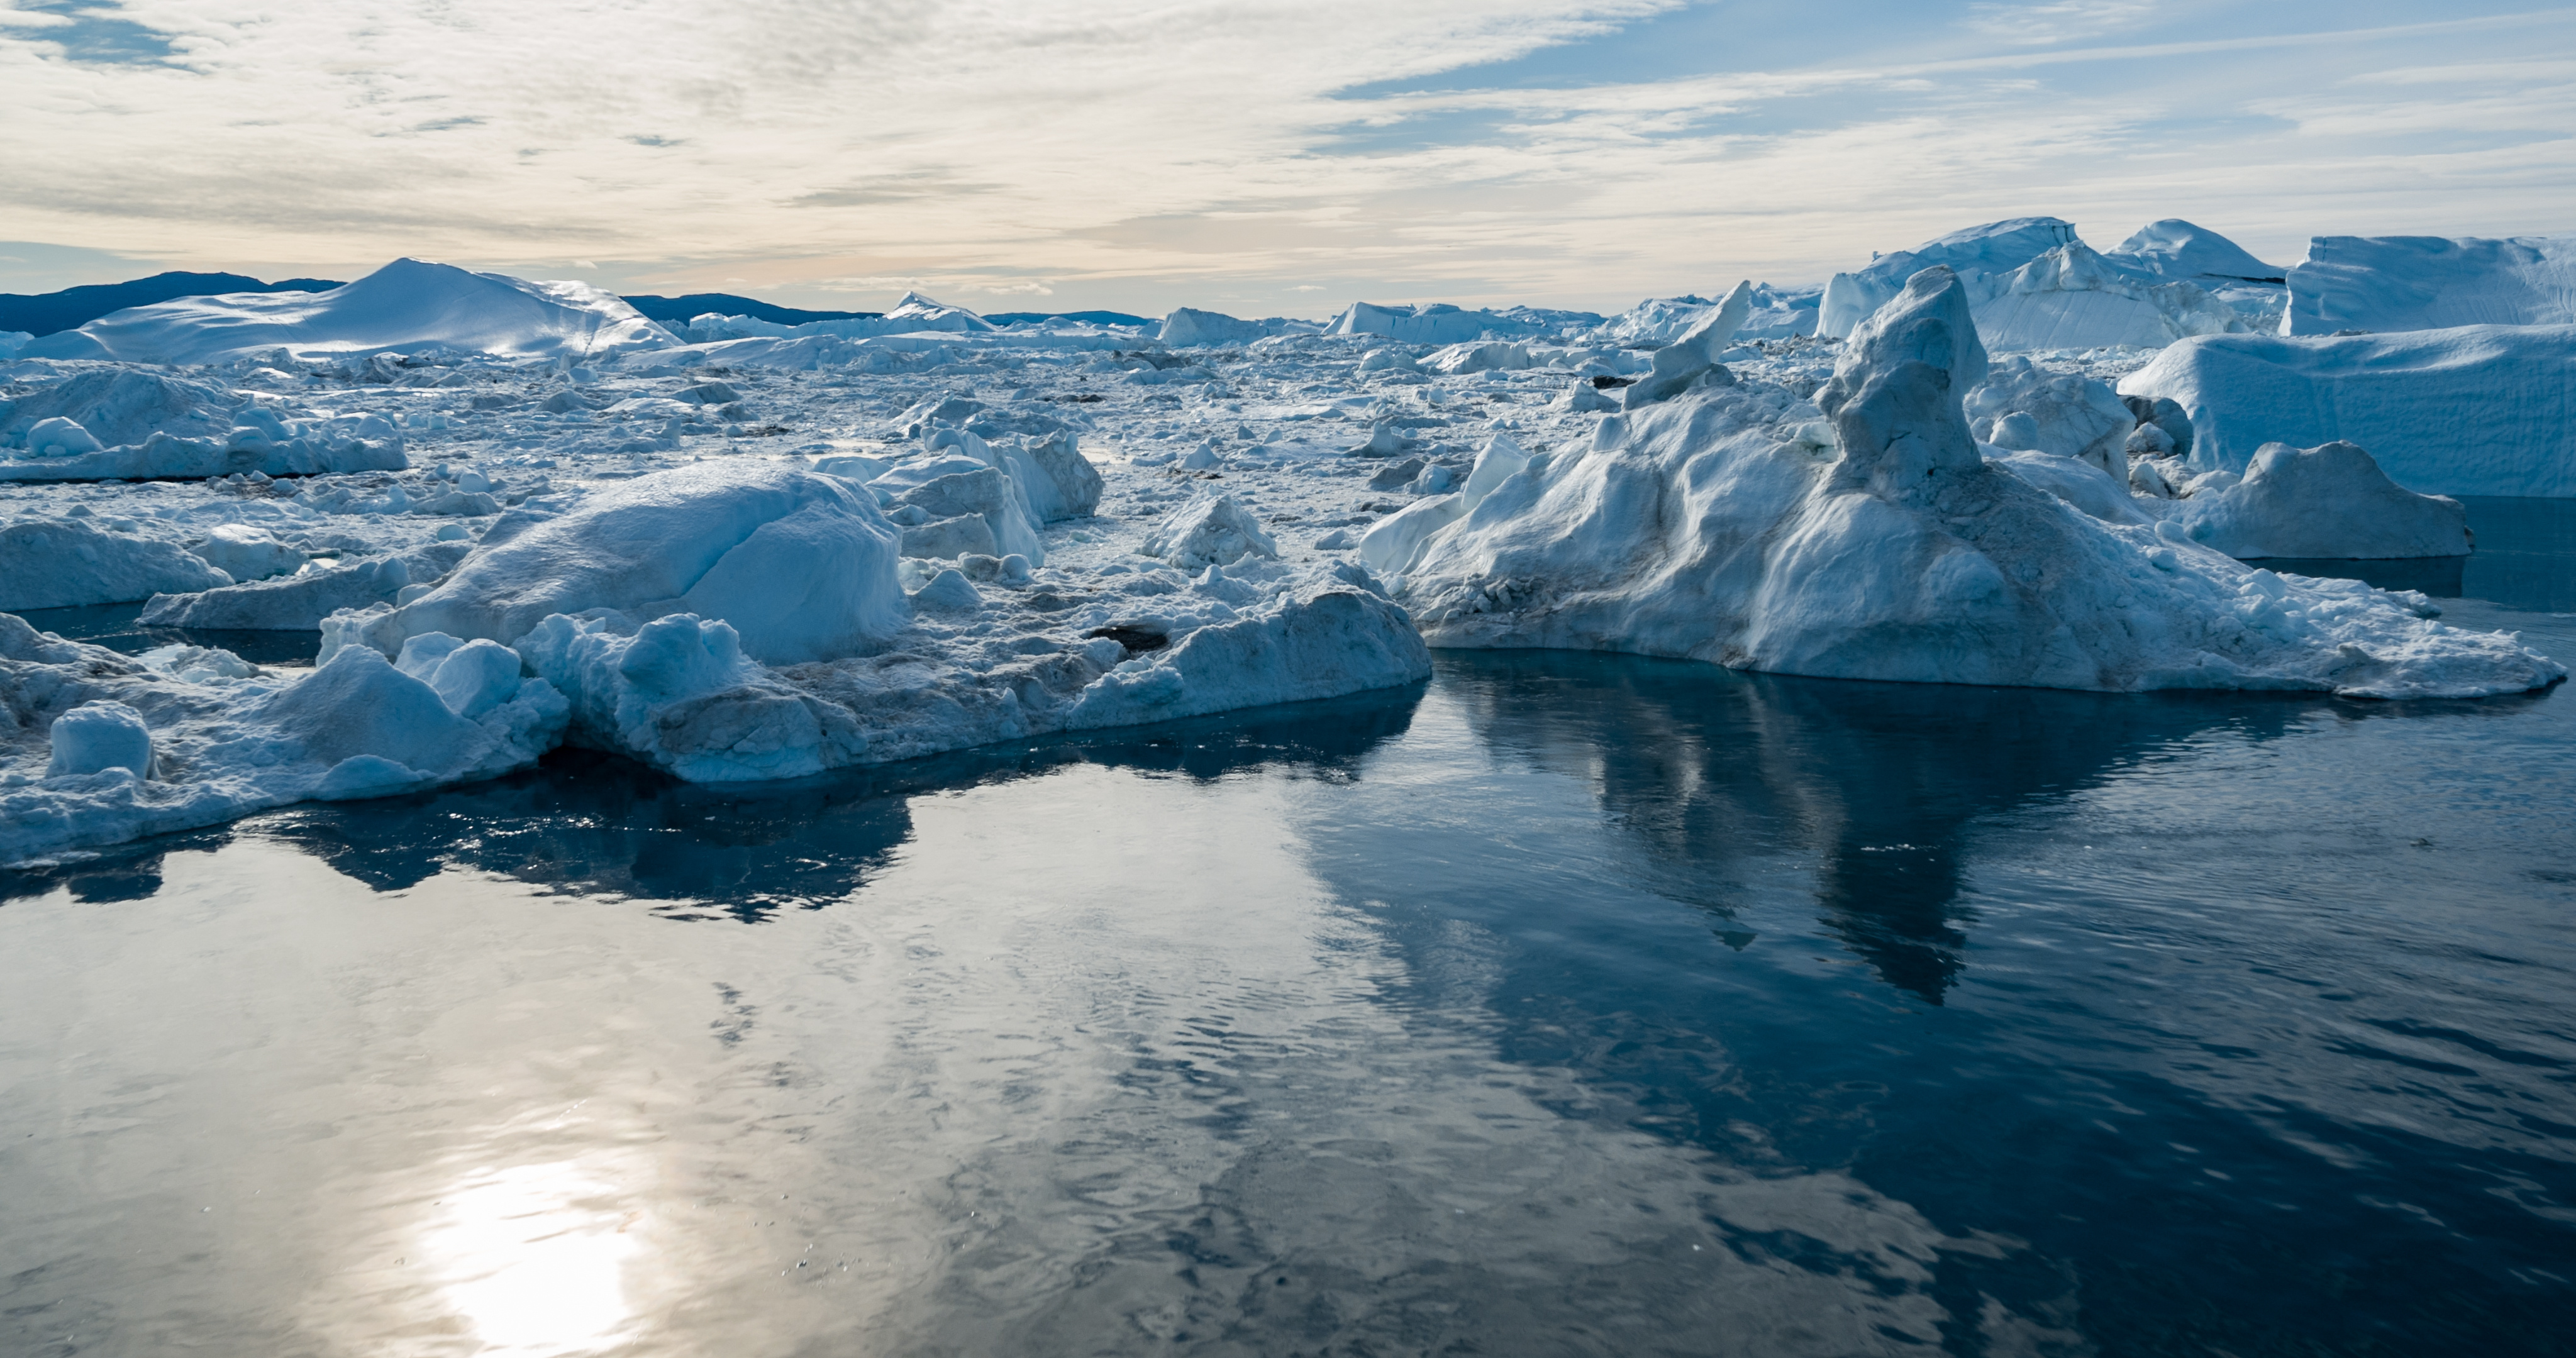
[3,0,2570,315]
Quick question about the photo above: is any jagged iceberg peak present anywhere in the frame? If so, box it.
[1816,265,1988,504]
[883,290,996,332]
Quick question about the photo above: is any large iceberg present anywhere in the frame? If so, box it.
[682,290,999,342]
[21,258,677,365]
[2162,441,2470,560]
[2284,234,2576,334]
[1323,302,1582,345]
[2117,326,2576,496]
[1817,218,2079,339]
[1970,242,2248,351]
[1392,266,2558,698]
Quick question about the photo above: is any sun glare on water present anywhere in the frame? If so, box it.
[413,1160,647,1355]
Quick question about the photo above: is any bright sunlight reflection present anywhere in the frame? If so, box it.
[414,1160,645,1355]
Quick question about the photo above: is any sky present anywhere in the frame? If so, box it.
[2,0,2572,316]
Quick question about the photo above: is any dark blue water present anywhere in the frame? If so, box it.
[4,502,2572,1357]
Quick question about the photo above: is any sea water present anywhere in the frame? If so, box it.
[3,502,2572,1356]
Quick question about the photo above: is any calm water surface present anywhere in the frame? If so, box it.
[4,502,2573,1357]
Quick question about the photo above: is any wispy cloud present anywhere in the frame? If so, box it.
[0,1,2568,311]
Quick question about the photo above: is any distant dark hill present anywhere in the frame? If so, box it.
[985,310,1152,327]
[1,272,345,337]
[619,293,882,326]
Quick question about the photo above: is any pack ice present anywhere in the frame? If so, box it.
[2,368,409,483]
[1394,267,2558,698]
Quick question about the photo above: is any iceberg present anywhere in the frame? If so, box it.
[2117,326,2576,496]
[2284,234,2576,334]
[1970,242,2248,351]
[385,461,909,665]
[1963,356,2133,477]
[0,614,567,866]
[2163,441,2470,560]
[2106,219,2287,283]
[1817,218,2078,339]
[20,258,677,365]
[1392,265,2559,698]
[1324,302,1561,345]
[0,517,233,610]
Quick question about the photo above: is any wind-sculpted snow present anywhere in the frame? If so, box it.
[2285,234,2576,334]
[1395,267,2561,698]
[21,259,676,365]
[2119,326,2576,496]
[0,614,566,865]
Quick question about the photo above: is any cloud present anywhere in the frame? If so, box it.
[0,1,2568,311]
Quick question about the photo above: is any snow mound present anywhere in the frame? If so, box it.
[388,461,908,665]
[0,614,566,866]
[20,259,677,365]
[1963,356,2133,477]
[2284,235,2576,334]
[2107,220,2286,283]
[1818,218,2079,338]
[2117,326,2576,496]
[1971,242,2248,351]
[1394,265,2560,698]
[0,517,232,610]
[2166,441,2471,560]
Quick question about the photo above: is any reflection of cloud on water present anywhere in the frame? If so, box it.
[1438,653,2304,1002]
[794,768,2089,1355]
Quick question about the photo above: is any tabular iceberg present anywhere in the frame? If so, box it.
[2117,326,2576,496]
[2284,235,2576,334]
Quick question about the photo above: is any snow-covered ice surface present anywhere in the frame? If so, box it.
[2119,326,2576,496]
[2,255,2562,864]
[2285,234,2576,334]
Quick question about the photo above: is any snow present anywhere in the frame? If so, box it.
[1324,302,1582,345]
[2160,441,2470,560]
[2118,326,2576,496]
[21,258,677,365]
[1820,219,2271,350]
[2284,235,2576,334]
[1391,265,2560,698]
[1159,308,1314,346]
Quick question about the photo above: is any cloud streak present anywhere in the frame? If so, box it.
[0,0,2569,312]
